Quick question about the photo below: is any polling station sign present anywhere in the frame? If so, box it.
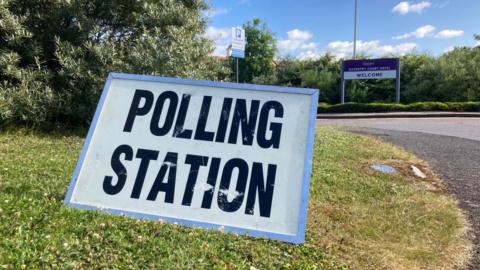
[343,58,400,80]
[64,73,318,244]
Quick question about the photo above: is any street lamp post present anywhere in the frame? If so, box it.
[342,0,358,104]
[341,0,359,104]
[353,0,358,60]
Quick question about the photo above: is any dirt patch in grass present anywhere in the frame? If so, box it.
[369,159,448,193]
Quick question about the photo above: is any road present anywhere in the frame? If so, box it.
[319,117,480,141]
[318,117,480,269]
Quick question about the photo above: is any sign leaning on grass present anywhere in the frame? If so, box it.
[64,73,318,244]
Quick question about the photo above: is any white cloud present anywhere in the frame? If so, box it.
[443,45,469,53]
[392,1,431,15]
[443,46,455,53]
[435,29,464,39]
[297,50,319,60]
[287,29,312,41]
[277,29,320,57]
[204,26,229,41]
[204,7,229,18]
[206,26,419,59]
[300,42,318,50]
[277,28,417,59]
[393,25,435,40]
[203,26,230,56]
[325,40,417,59]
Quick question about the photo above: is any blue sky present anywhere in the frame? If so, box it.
[204,0,480,59]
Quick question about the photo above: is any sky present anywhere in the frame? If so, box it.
[203,0,480,59]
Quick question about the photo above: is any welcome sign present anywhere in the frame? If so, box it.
[343,58,400,80]
[64,73,318,244]
[340,58,401,103]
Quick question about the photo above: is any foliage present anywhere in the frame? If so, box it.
[0,0,229,127]
[1,0,479,129]
[251,55,341,103]
[317,101,480,113]
[254,43,480,104]
[233,18,276,83]
[400,49,480,103]
[0,128,470,269]
[436,47,480,101]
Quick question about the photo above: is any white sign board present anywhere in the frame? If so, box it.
[231,27,246,59]
[343,70,397,80]
[231,27,246,50]
[65,73,318,244]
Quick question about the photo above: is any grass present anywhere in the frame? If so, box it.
[318,101,480,113]
[0,128,471,269]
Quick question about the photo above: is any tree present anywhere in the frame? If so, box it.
[233,18,276,83]
[399,54,436,102]
[437,47,480,101]
[296,54,341,103]
[0,0,228,127]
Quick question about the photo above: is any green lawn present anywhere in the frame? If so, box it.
[0,128,471,269]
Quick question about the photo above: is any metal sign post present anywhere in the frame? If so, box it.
[230,27,246,83]
[340,61,345,104]
[395,59,401,103]
[340,58,401,104]
[353,0,358,60]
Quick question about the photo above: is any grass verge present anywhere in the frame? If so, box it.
[0,128,471,269]
[318,102,480,113]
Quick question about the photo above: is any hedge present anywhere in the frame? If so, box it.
[317,102,480,113]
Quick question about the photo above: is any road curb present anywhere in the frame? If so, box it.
[317,112,480,119]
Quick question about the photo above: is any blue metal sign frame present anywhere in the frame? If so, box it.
[231,48,245,59]
[64,73,319,244]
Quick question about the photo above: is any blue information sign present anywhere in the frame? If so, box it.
[231,48,245,58]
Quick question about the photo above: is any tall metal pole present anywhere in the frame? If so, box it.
[236,58,239,83]
[395,59,401,103]
[341,63,345,104]
[341,0,358,104]
[353,0,358,59]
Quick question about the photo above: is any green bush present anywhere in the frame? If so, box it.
[318,102,480,113]
[0,95,9,127]
[265,48,480,104]
[0,0,229,128]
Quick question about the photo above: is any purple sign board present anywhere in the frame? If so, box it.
[342,58,399,80]
[340,58,401,103]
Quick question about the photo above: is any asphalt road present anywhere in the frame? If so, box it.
[318,117,480,269]
[319,117,480,141]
